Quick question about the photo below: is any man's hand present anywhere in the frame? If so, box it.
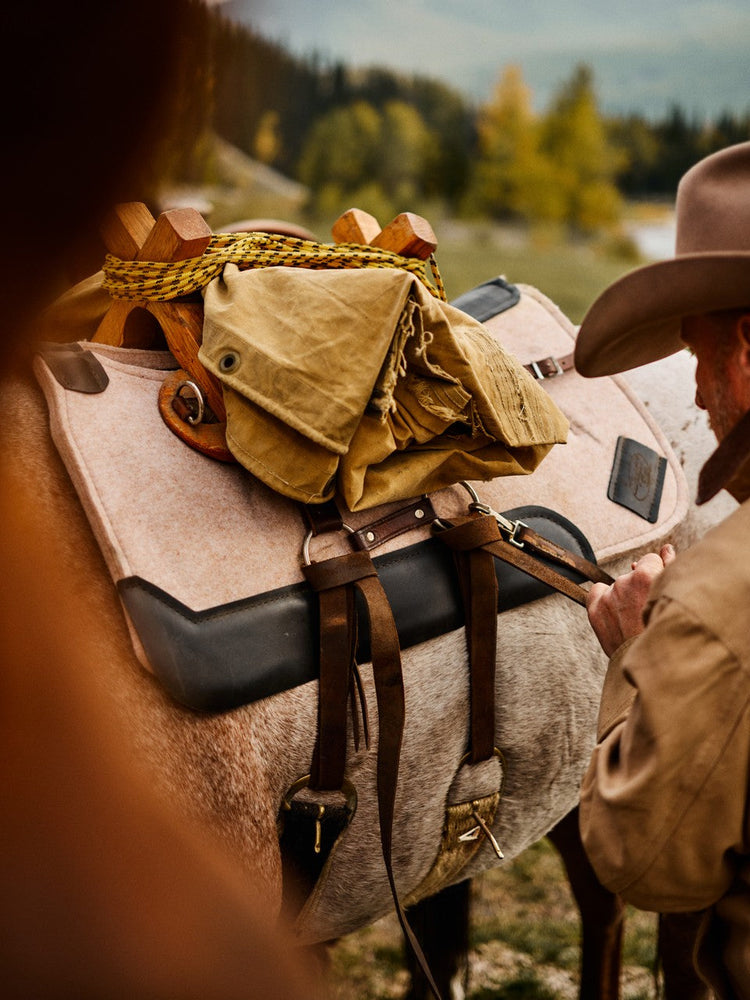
[587,544,676,656]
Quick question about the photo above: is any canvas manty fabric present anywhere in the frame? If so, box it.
[199,265,569,510]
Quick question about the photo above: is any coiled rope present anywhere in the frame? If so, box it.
[102,231,446,302]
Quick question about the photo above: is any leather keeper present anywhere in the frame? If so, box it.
[435,514,501,550]
[351,496,437,551]
[303,550,378,591]
[523,352,575,379]
[302,499,344,535]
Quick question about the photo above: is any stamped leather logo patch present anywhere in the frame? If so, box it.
[608,436,667,523]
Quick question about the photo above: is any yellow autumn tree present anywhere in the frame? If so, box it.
[469,65,561,221]
[540,64,624,231]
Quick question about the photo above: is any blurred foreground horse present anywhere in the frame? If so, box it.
[4,205,731,1000]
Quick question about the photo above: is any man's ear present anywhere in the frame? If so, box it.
[736,314,750,374]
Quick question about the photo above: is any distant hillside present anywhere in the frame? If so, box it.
[157,134,308,227]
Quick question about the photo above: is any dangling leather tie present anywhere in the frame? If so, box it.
[303,549,444,1000]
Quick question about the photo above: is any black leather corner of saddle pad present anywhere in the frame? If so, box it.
[450,277,520,322]
[118,506,596,713]
[38,342,110,393]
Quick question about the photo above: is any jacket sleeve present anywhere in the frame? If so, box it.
[579,594,750,913]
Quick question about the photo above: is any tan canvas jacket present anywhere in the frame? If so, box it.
[580,474,750,998]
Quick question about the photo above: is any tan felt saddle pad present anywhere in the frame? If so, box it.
[35,281,688,701]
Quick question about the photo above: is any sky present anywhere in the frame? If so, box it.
[219,0,750,119]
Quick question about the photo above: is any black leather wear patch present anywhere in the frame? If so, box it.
[607,436,667,523]
[118,506,597,713]
[39,343,109,393]
[450,277,520,322]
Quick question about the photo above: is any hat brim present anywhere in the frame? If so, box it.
[574,252,750,377]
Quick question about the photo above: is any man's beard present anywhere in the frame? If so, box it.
[709,378,744,442]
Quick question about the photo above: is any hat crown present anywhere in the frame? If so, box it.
[676,142,750,255]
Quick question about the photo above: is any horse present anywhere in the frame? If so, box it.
[1,277,733,1000]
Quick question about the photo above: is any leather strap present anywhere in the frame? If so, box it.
[435,513,602,610]
[513,523,613,585]
[357,570,443,999]
[351,496,437,551]
[432,516,499,764]
[301,499,345,535]
[303,551,376,790]
[302,547,443,999]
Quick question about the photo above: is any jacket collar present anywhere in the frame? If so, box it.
[697,407,750,505]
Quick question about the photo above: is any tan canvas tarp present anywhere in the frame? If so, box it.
[199,265,568,510]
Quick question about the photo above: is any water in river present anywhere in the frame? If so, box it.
[627,214,677,261]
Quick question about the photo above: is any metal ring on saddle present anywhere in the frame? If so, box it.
[458,745,506,779]
[281,773,358,811]
[456,746,506,859]
[174,379,205,426]
[279,774,358,852]
[302,524,355,565]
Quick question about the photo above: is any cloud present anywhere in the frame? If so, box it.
[223,0,750,116]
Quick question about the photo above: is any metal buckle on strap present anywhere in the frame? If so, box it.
[530,356,564,380]
[279,774,358,852]
[460,482,527,548]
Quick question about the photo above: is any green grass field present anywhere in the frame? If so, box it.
[328,839,661,999]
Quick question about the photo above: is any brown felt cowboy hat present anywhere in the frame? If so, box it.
[575,141,750,377]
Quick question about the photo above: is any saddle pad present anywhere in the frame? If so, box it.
[34,282,688,708]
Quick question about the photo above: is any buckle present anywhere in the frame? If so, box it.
[279,774,358,852]
[459,481,527,548]
[530,356,564,379]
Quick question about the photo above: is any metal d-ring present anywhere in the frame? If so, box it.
[302,524,355,565]
[279,774,358,850]
[456,746,506,859]
[175,379,205,425]
[458,746,507,798]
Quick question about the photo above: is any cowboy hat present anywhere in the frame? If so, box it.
[574,141,750,377]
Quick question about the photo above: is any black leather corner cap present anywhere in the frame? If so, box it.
[450,277,520,323]
[39,343,109,393]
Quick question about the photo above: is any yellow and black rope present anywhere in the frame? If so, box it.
[102,231,446,302]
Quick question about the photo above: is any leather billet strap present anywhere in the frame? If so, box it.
[511,521,613,586]
[300,497,345,536]
[431,515,499,765]
[302,550,377,790]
